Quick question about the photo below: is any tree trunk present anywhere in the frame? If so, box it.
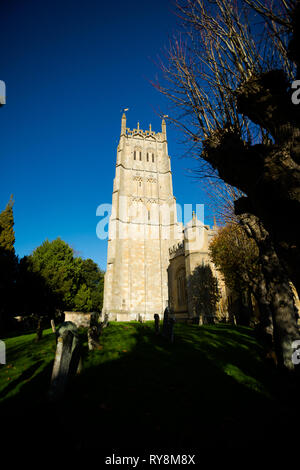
[239,212,300,371]
[251,275,274,338]
[36,317,43,341]
[202,69,300,300]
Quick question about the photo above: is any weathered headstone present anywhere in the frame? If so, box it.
[138,314,144,323]
[154,314,160,335]
[88,325,100,350]
[162,306,170,337]
[88,312,101,350]
[48,321,80,402]
[102,313,109,329]
[36,317,43,341]
[50,319,56,333]
[168,316,176,343]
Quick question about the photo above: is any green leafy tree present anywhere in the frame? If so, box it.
[209,223,274,329]
[78,258,104,312]
[209,223,259,295]
[29,238,82,311]
[17,255,56,316]
[23,240,104,316]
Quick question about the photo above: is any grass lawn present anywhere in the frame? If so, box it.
[0,322,298,453]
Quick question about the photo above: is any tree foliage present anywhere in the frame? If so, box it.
[78,258,104,312]
[0,196,18,331]
[16,255,57,316]
[209,223,259,294]
[0,194,15,253]
[74,284,93,313]
[20,238,105,315]
[156,0,300,370]
[187,264,220,321]
[29,238,82,310]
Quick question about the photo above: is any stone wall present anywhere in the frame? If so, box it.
[64,311,92,328]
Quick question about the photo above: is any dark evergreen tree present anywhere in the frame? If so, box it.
[0,194,15,252]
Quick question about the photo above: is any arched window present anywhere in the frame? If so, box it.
[147,152,149,162]
[134,151,136,160]
[139,151,142,161]
[152,153,155,162]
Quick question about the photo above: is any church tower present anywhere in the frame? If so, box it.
[102,114,182,321]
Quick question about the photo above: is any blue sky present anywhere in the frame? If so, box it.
[0,0,214,270]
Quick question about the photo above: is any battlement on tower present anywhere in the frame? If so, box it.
[120,113,167,142]
[126,127,160,139]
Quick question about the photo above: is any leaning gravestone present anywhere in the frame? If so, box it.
[48,321,80,402]
[154,314,160,335]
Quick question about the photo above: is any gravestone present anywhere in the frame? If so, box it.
[50,319,56,333]
[154,314,160,335]
[168,316,176,343]
[88,312,101,350]
[162,306,170,337]
[138,314,146,323]
[102,313,109,329]
[88,325,100,350]
[0,340,5,364]
[48,321,80,402]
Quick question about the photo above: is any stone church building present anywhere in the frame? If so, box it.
[102,114,227,322]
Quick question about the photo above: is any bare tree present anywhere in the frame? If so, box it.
[154,0,300,371]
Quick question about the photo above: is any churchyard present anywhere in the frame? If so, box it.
[0,320,298,453]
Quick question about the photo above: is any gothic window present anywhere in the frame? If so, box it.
[134,151,136,160]
[139,151,142,161]
[152,153,155,162]
[147,152,149,162]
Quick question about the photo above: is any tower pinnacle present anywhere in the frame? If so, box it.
[162,118,167,140]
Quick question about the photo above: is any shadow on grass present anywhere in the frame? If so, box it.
[0,360,44,400]
[0,322,298,454]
